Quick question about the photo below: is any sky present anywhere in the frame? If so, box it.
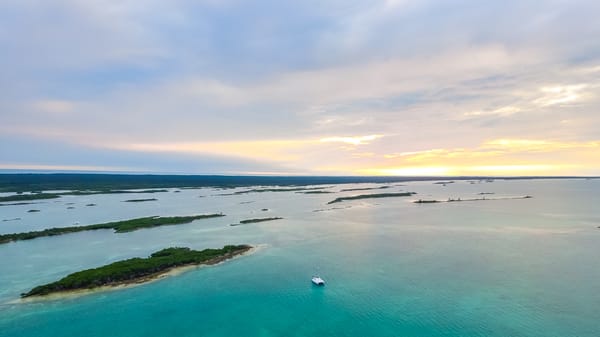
[1,0,600,176]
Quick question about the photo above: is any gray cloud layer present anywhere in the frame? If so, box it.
[2,0,599,174]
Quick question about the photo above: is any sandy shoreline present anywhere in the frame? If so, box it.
[15,244,265,304]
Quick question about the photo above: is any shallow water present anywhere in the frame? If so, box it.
[1,179,599,337]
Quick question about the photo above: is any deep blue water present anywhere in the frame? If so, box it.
[1,179,599,336]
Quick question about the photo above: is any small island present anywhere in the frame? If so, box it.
[62,189,168,196]
[339,186,391,192]
[297,190,334,194]
[0,202,37,206]
[21,245,252,298]
[327,192,416,204]
[0,214,225,244]
[123,198,158,202]
[413,195,532,204]
[230,187,328,195]
[414,199,441,204]
[230,217,283,226]
[0,190,170,203]
[0,193,61,202]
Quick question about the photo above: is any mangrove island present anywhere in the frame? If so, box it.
[123,198,158,202]
[413,195,533,204]
[327,192,416,204]
[231,217,283,226]
[21,244,252,298]
[0,214,225,245]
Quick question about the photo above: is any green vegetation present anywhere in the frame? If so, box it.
[0,214,225,244]
[21,245,251,297]
[413,195,533,204]
[414,199,441,204]
[0,189,167,203]
[123,198,157,202]
[0,202,36,206]
[231,217,283,226]
[298,191,334,194]
[433,181,454,185]
[339,186,390,192]
[228,187,328,195]
[0,193,60,202]
[1,173,592,193]
[62,189,168,196]
[327,192,416,204]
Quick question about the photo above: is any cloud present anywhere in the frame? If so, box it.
[2,0,600,174]
[320,135,382,145]
[31,100,76,114]
[482,139,600,152]
[463,106,521,117]
[366,138,600,176]
[534,84,589,107]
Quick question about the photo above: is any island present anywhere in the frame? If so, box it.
[339,186,391,192]
[0,214,225,245]
[414,199,441,204]
[433,181,454,185]
[327,192,416,204]
[0,190,168,203]
[230,217,283,226]
[219,186,329,196]
[297,190,334,194]
[0,202,38,206]
[21,245,252,298]
[0,193,60,202]
[413,196,532,204]
[63,189,168,196]
[123,198,158,202]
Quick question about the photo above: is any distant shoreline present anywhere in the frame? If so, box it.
[414,195,533,204]
[1,173,596,193]
[0,214,225,245]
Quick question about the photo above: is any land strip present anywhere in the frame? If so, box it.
[230,217,283,226]
[327,192,416,204]
[0,214,225,244]
[21,245,251,298]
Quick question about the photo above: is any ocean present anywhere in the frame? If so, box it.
[1,178,599,336]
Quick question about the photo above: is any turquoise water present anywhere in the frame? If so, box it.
[1,179,599,336]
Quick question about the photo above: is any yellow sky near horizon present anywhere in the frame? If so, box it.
[64,136,597,176]
[3,1,600,176]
